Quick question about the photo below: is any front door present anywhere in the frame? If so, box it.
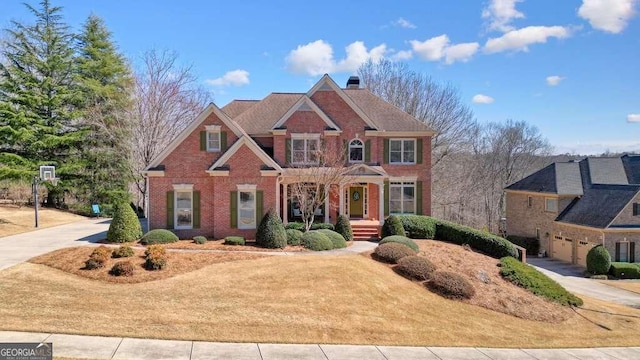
[349,186,364,218]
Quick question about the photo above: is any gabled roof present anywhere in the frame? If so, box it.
[272,95,341,131]
[232,93,302,134]
[587,157,628,184]
[556,184,640,229]
[208,136,282,172]
[622,154,640,184]
[505,161,583,195]
[146,103,244,169]
[221,100,259,118]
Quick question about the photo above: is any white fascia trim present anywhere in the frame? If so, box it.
[389,176,419,182]
[347,164,388,177]
[271,95,341,131]
[206,170,229,176]
[271,129,287,136]
[365,130,436,137]
[172,183,194,190]
[237,184,257,191]
[143,171,165,177]
[205,124,222,131]
[208,136,282,171]
[260,170,280,176]
[323,130,342,136]
[291,133,321,140]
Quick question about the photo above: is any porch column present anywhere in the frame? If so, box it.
[283,183,288,224]
[378,181,384,225]
[324,185,330,223]
[275,179,280,217]
[339,184,345,215]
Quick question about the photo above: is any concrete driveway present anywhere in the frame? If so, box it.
[0,218,111,271]
[528,257,640,308]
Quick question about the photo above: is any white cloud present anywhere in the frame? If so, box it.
[410,35,480,64]
[472,94,495,104]
[546,75,565,86]
[482,0,525,32]
[484,26,571,53]
[578,0,637,34]
[394,17,417,29]
[390,50,413,61]
[627,114,640,123]
[285,40,387,75]
[205,69,250,87]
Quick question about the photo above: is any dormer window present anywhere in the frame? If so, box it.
[205,125,221,152]
[291,133,320,165]
[349,139,364,163]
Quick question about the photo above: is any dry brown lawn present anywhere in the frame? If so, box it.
[162,239,307,252]
[2,252,640,347]
[29,246,266,283]
[0,205,86,237]
[600,280,640,294]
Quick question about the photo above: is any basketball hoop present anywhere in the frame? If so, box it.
[50,178,59,186]
[34,165,59,228]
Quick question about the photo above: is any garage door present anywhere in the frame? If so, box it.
[552,235,573,263]
[576,240,596,267]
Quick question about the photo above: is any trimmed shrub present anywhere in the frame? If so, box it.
[379,235,419,252]
[224,236,245,246]
[609,262,640,279]
[193,236,207,245]
[506,235,540,256]
[396,255,437,280]
[302,231,334,251]
[140,229,179,245]
[112,245,134,258]
[398,215,436,239]
[106,202,143,243]
[109,261,135,277]
[285,222,305,231]
[381,215,406,238]
[374,242,416,263]
[84,246,111,269]
[286,229,304,245]
[144,245,167,270]
[310,223,335,231]
[317,229,347,249]
[334,214,353,241]
[256,210,287,249]
[428,271,475,299]
[435,219,518,259]
[586,245,611,275]
[500,256,583,306]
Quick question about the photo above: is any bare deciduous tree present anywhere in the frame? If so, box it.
[129,49,212,212]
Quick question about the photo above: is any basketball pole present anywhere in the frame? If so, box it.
[33,175,39,228]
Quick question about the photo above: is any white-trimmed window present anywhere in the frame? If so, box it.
[173,184,193,229]
[389,139,415,164]
[545,198,558,212]
[205,125,221,152]
[292,134,320,165]
[238,184,257,229]
[349,139,364,163]
[389,181,415,214]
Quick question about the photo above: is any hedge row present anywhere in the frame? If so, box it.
[506,235,540,256]
[499,256,583,307]
[435,219,518,259]
[609,262,640,279]
[397,215,436,239]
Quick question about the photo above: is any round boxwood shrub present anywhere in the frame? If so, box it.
[302,231,334,251]
[285,222,305,231]
[112,245,134,258]
[144,245,167,270]
[427,271,475,299]
[140,229,179,245]
[334,214,353,241]
[106,202,143,243]
[256,210,287,249]
[379,235,419,252]
[381,215,406,238]
[224,236,245,246]
[395,255,436,280]
[310,223,335,231]
[374,242,416,263]
[286,229,303,245]
[84,246,111,269]
[587,245,611,275]
[317,229,347,249]
[109,260,135,277]
[193,236,207,245]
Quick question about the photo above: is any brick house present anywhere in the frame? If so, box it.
[505,155,640,266]
[144,75,434,240]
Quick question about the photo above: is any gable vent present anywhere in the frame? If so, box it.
[346,76,360,89]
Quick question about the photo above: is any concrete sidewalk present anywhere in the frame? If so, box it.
[2,331,640,360]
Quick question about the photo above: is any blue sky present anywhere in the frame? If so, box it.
[2,0,639,155]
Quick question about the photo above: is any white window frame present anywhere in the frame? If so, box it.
[173,184,194,230]
[237,184,257,230]
[205,125,221,152]
[348,138,364,163]
[291,133,320,165]
[545,198,558,213]
[389,181,416,214]
[389,139,416,164]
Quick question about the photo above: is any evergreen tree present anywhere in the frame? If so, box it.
[75,15,133,204]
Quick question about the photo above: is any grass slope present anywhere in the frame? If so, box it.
[0,206,86,237]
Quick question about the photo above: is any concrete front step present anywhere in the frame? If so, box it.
[352,226,380,241]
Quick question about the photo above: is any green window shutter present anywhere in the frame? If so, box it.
[416,139,423,164]
[166,191,174,229]
[384,181,389,217]
[383,139,389,164]
[343,139,348,161]
[285,139,291,165]
[615,243,620,262]
[230,191,238,229]
[630,242,635,263]
[256,190,264,225]
[416,181,423,215]
[220,131,227,151]
[193,191,200,229]
[200,131,207,151]
[364,139,371,163]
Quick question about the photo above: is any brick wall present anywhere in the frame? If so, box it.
[610,192,640,226]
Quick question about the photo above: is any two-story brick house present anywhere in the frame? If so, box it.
[144,75,434,240]
[505,155,640,266]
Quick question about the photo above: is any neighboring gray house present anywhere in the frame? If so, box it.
[505,154,640,266]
